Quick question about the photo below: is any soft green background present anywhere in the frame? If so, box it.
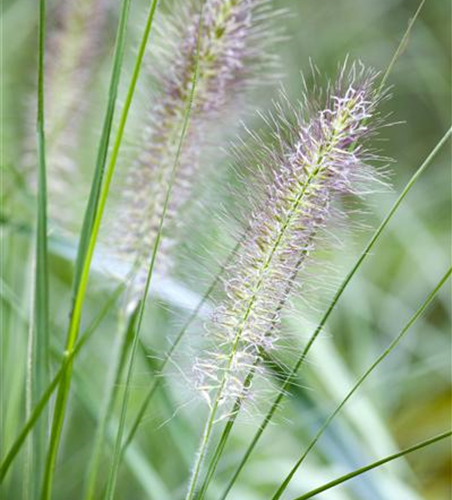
[1,0,450,499]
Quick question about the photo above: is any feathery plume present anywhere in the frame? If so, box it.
[193,62,389,413]
[113,0,279,288]
[24,0,111,228]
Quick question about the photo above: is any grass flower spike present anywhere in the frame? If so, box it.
[187,62,388,499]
[114,0,278,285]
[195,63,386,410]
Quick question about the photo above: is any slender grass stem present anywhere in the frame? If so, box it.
[33,0,49,492]
[378,0,426,94]
[270,267,451,500]
[121,236,244,455]
[218,126,452,500]
[35,0,49,395]
[185,395,223,500]
[289,430,452,500]
[82,302,138,500]
[194,366,257,500]
[0,281,126,482]
[103,4,206,498]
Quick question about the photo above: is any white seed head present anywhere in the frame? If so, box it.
[193,62,390,412]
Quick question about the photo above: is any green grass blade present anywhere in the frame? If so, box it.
[194,6,431,496]
[35,0,49,391]
[71,0,134,294]
[32,0,50,492]
[195,366,257,500]
[0,281,126,482]
[103,3,206,498]
[72,366,172,500]
[82,304,139,500]
[378,0,426,94]
[289,430,452,500]
[271,268,451,500]
[218,127,452,500]
[41,0,161,496]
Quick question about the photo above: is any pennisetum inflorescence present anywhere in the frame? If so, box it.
[186,62,389,500]
[112,0,280,290]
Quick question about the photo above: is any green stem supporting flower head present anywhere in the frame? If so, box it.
[186,62,389,500]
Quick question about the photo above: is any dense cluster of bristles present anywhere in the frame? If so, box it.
[193,63,388,411]
[114,0,279,287]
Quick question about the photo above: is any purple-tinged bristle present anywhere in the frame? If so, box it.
[113,0,279,290]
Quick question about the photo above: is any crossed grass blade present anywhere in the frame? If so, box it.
[270,267,451,500]
[41,0,161,497]
[0,280,127,481]
[216,126,452,500]
[103,2,206,498]
[289,430,452,500]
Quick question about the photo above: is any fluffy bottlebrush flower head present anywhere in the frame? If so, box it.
[112,0,280,291]
[192,62,390,412]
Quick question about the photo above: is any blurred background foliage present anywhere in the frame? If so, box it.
[1,0,450,499]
